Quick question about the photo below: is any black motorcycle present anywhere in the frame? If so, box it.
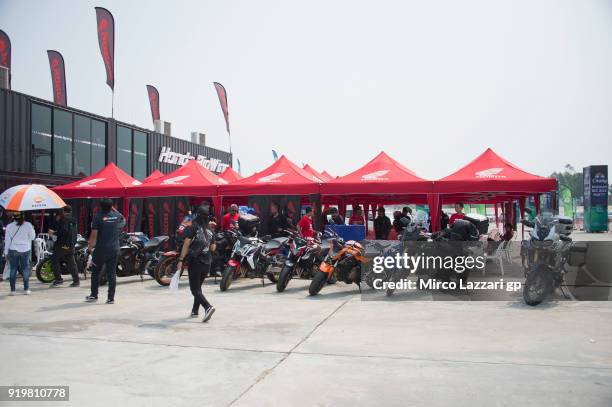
[99,233,169,285]
[35,235,89,283]
[521,215,587,306]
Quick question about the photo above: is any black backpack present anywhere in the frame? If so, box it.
[188,225,212,259]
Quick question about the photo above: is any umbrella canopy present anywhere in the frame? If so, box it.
[303,164,332,182]
[126,159,224,198]
[53,162,141,198]
[219,155,322,196]
[143,169,164,183]
[321,151,432,196]
[433,148,557,197]
[0,184,66,211]
[219,166,243,183]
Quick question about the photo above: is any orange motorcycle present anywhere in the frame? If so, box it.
[308,233,368,296]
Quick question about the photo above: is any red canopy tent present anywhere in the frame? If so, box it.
[303,164,332,182]
[320,152,433,235]
[53,162,141,199]
[429,148,557,231]
[321,170,335,180]
[219,166,243,183]
[219,155,322,197]
[143,169,164,183]
[126,159,223,198]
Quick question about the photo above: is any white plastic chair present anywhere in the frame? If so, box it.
[486,240,512,276]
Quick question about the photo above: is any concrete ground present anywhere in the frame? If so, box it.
[1,269,611,407]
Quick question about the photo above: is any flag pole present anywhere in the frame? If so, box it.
[111,90,115,118]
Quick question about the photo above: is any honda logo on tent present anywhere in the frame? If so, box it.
[361,170,390,181]
[131,180,142,185]
[257,173,285,183]
[77,178,105,187]
[475,168,506,179]
[161,175,190,185]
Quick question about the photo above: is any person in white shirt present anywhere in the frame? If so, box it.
[4,212,36,295]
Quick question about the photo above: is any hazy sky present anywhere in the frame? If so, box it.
[1,0,611,179]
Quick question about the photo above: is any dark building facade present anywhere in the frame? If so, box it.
[0,88,232,191]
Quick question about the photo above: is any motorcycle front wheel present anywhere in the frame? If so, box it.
[35,259,55,283]
[220,265,236,292]
[309,271,329,296]
[523,264,554,306]
[154,256,178,286]
[276,264,294,292]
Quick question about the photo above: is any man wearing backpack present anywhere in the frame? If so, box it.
[49,205,80,287]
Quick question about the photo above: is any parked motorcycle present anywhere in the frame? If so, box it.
[35,234,89,283]
[99,233,169,285]
[219,234,289,291]
[521,214,586,306]
[277,229,335,292]
[309,231,367,296]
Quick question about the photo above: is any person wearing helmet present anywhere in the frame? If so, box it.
[176,205,216,323]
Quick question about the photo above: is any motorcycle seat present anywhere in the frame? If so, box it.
[143,236,169,252]
[264,237,287,251]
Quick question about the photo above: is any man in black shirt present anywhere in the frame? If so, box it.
[50,205,79,287]
[374,207,392,239]
[85,199,125,304]
[268,202,289,237]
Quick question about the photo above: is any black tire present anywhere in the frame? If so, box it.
[266,271,277,284]
[220,265,236,292]
[154,256,178,287]
[309,271,329,296]
[276,265,294,292]
[523,264,554,306]
[327,274,337,284]
[35,259,55,283]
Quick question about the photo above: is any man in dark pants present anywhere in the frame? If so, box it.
[50,205,80,287]
[85,199,125,304]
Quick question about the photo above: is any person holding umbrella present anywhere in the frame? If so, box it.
[4,212,36,295]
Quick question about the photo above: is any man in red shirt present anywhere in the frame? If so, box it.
[449,202,465,227]
[348,206,365,225]
[297,206,314,238]
[221,204,239,231]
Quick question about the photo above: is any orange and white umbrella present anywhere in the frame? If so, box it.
[0,184,66,212]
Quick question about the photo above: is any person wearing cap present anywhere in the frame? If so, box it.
[297,206,315,238]
[221,204,239,231]
[374,207,392,240]
[4,212,36,295]
[176,205,216,322]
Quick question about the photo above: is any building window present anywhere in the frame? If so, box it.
[53,109,73,175]
[117,125,132,175]
[74,115,91,176]
[31,104,52,173]
[133,130,147,180]
[91,119,106,173]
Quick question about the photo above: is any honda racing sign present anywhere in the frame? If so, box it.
[158,146,229,173]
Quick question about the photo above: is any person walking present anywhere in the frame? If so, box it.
[176,205,216,322]
[49,205,80,287]
[85,199,125,304]
[4,212,36,295]
[374,207,392,240]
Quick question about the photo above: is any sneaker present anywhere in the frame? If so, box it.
[85,295,98,302]
[190,311,199,318]
[9,291,16,296]
[24,290,31,295]
[202,306,215,323]
[106,299,114,304]
[51,280,64,287]
[69,282,80,287]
